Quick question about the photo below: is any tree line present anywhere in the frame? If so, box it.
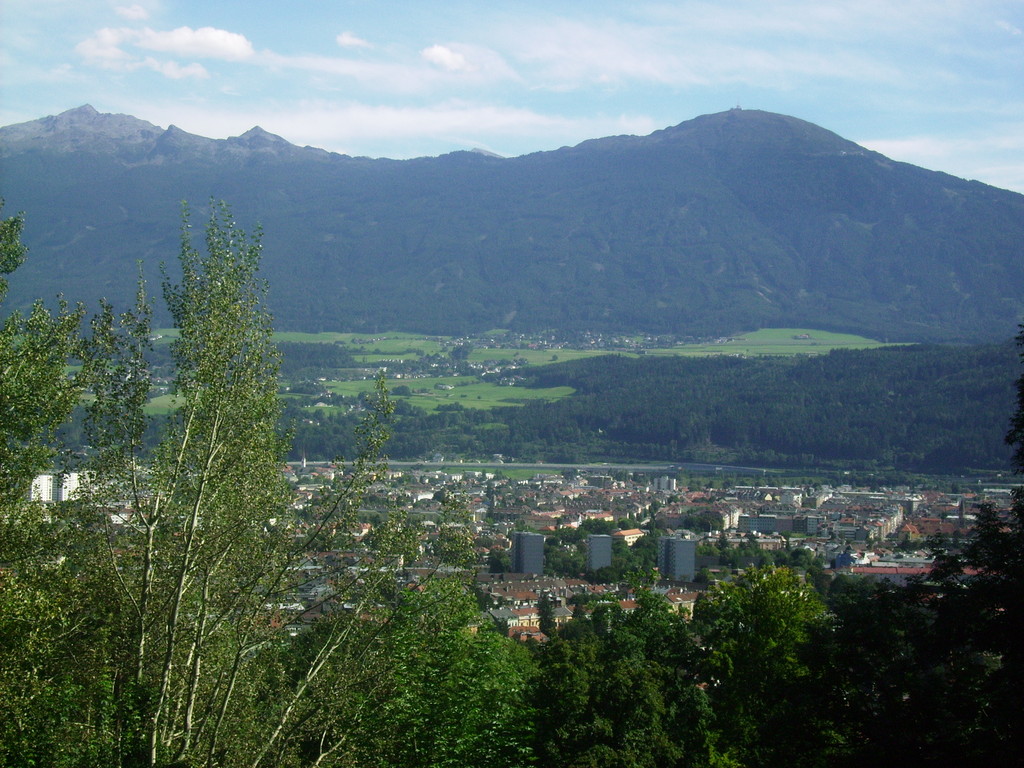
[285,343,1017,474]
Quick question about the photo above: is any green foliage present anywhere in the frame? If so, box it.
[531,590,713,768]
[0,301,84,512]
[353,581,536,768]
[820,578,940,764]
[0,204,85,522]
[70,202,302,766]
[544,537,585,578]
[693,567,833,767]
[287,342,1016,472]
[478,345,1015,471]
[0,566,118,768]
[0,202,27,300]
[276,341,356,376]
[2,202,492,768]
[0,206,109,766]
[807,327,1024,765]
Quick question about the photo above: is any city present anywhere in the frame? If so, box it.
[30,464,1008,643]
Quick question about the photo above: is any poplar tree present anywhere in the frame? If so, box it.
[2,201,491,768]
[76,202,294,765]
[80,203,452,768]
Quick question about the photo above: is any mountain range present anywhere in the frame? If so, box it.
[1,105,1022,342]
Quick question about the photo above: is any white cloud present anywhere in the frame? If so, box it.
[641,1,962,42]
[997,20,1022,36]
[75,24,253,78]
[861,126,1024,192]
[135,26,254,61]
[861,135,966,163]
[75,27,135,63]
[336,31,371,49]
[260,51,434,93]
[422,44,471,72]
[128,99,656,159]
[497,3,970,92]
[510,19,667,84]
[260,42,517,94]
[77,25,254,67]
[115,4,149,21]
[74,28,209,78]
[142,57,209,79]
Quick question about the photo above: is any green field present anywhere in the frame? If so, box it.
[467,348,610,365]
[146,327,895,414]
[144,393,179,415]
[152,326,891,360]
[644,328,899,357]
[322,375,575,413]
[272,330,428,343]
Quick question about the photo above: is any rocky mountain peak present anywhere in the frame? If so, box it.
[228,126,293,151]
[0,105,163,154]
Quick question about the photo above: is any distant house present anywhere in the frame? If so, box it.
[508,628,548,643]
[847,565,932,587]
[833,550,858,569]
[898,522,923,541]
[613,528,645,546]
[510,607,540,628]
[664,590,699,616]
[486,606,519,628]
[511,531,545,575]
[658,537,697,581]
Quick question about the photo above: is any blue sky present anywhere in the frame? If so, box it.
[3,0,1023,191]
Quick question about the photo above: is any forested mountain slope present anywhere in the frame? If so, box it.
[2,106,1023,341]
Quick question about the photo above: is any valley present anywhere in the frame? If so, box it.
[240,328,1013,476]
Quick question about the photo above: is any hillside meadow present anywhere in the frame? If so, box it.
[143,327,895,415]
[322,377,577,413]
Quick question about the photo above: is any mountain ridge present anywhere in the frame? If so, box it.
[1,106,1022,342]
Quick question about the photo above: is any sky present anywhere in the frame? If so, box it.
[2,0,1023,192]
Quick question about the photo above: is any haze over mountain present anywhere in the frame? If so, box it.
[2,105,1022,342]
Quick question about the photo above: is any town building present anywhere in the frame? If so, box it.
[511,531,545,575]
[586,534,612,571]
[658,536,696,581]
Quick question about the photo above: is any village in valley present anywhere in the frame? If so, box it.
[30,460,1002,644]
[304,463,1009,639]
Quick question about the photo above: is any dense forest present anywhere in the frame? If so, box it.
[3,204,1024,767]
[287,343,1017,474]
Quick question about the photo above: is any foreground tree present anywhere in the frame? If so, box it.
[0,201,84,539]
[2,202,492,768]
[531,590,716,768]
[0,203,96,766]
[351,580,535,768]
[75,203,457,768]
[909,323,1024,764]
[79,203,302,766]
[816,326,1024,767]
[693,566,835,767]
